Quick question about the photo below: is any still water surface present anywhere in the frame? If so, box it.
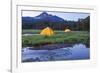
[22,44,90,62]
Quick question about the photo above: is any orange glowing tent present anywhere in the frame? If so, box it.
[64,29,71,32]
[40,27,54,36]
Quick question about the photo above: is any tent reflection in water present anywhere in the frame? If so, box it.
[40,27,54,36]
[64,28,71,32]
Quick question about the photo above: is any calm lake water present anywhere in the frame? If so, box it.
[22,44,90,62]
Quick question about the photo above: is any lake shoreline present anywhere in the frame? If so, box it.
[22,43,89,50]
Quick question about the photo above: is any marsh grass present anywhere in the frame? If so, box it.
[22,30,89,47]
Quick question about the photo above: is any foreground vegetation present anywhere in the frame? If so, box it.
[22,30,90,47]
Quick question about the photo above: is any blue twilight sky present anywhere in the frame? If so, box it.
[22,11,90,21]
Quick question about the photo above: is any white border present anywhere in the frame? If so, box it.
[12,4,97,73]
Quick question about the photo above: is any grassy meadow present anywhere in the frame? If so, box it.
[22,29,90,47]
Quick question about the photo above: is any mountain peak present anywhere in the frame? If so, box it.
[40,12,49,16]
[34,12,65,22]
[42,12,47,14]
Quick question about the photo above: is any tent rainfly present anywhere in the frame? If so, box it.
[40,27,54,36]
[64,29,71,32]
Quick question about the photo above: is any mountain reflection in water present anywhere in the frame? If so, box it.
[22,44,90,62]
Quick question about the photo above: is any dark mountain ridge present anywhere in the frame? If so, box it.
[22,12,90,31]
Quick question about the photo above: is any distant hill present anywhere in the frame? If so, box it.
[22,12,90,31]
[34,12,65,22]
[22,12,69,30]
